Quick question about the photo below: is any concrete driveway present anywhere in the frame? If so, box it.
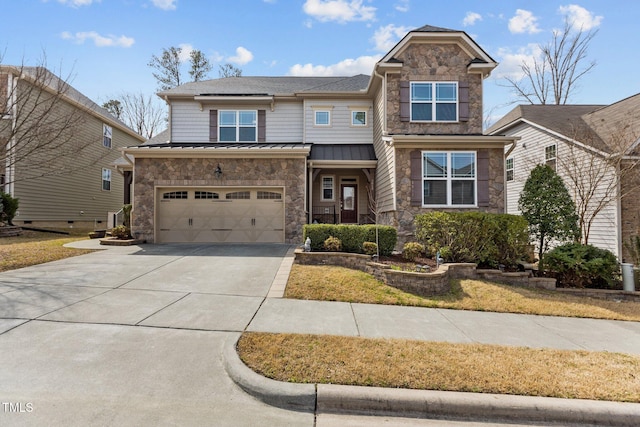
[0,243,313,426]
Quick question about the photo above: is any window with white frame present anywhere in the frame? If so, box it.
[219,110,257,142]
[103,124,112,148]
[102,168,111,191]
[314,110,331,126]
[321,176,334,201]
[351,110,367,126]
[506,158,514,182]
[411,82,458,122]
[545,144,557,170]
[423,151,476,206]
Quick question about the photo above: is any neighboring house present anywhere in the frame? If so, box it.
[121,25,516,245]
[0,66,145,229]
[487,94,640,261]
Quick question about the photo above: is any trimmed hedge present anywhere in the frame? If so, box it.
[303,224,397,256]
[414,212,530,268]
[544,243,619,289]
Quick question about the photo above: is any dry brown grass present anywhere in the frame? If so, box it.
[0,230,93,272]
[238,332,640,402]
[286,264,640,321]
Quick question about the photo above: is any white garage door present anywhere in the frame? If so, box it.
[156,188,284,243]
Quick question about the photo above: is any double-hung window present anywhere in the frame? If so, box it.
[423,151,476,206]
[321,176,334,201]
[219,110,257,142]
[102,168,111,191]
[411,82,458,122]
[103,124,112,148]
[545,144,557,170]
[506,158,514,182]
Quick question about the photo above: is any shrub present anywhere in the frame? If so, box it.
[323,236,342,252]
[544,243,619,289]
[362,241,378,256]
[303,224,397,256]
[0,192,19,226]
[111,225,131,240]
[402,242,425,262]
[414,212,529,268]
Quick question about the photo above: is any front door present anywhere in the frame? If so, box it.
[340,184,357,223]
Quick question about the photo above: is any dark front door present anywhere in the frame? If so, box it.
[340,184,357,223]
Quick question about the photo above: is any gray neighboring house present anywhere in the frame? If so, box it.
[488,94,640,261]
[0,66,145,229]
[121,25,516,245]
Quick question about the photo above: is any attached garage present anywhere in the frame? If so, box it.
[156,187,285,243]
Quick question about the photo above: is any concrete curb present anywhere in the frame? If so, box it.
[224,334,640,425]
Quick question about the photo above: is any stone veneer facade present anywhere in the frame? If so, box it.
[131,157,307,243]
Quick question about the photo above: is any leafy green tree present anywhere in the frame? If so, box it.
[189,50,213,82]
[148,46,214,90]
[518,164,580,267]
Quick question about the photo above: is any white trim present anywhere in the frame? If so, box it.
[350,110,367,127]
[218,109,258,142]
[320,175,335,201]
[410,81,458,123]
[314,109,331,127]
[421,151,477,207]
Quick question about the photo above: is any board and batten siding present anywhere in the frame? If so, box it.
[11,85,140,224]
[303,99,373,144]
[372,86,395,213]
[170,100,303,143]
[505,123,620,257]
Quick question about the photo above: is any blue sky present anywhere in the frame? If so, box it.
[2,0,638,126]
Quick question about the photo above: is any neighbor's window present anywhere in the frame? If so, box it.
[351,110,367,126]
[219,110,257,142]
[321,176,334,201]
[102,168,111,191]
[411,82,458,122]
[314,110,331,126]
[506,158,514,182]
[422,151,476,206]
[103,124,112,148]
[545,144,557,170]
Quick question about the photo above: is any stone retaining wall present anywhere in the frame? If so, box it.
[0,226,22,237]
[294,250,555,298]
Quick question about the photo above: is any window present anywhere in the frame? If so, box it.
[102,168,111,191]
[506,158,514,182]
[103,124,112,148]
[257,191,282,200]
[314,110,331,126]
[226,191,250,200]
[351,111,367,126]
[422,151,476,206]
[195,191,219,199]
[545,144,557,170]
[321,176,334,201]
[411,82,458,122]
[163,191,188,199]
[219,110,257,142]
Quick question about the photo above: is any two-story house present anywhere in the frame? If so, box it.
[0,66,145,230]
[122,25,516,245]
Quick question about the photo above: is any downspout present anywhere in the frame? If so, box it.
[308,161,313,225]
[616,162,623,260]
[6,73,18,195]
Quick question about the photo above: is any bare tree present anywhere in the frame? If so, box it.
[189,50,212,82]
[148,46,213,90]
[504,20,598,105]
[103,93,165,139]
[0,59,105,186]
[219,63,242,78]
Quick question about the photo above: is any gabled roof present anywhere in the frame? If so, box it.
[158,75,370,97]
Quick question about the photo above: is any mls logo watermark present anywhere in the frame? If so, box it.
[2,402,33,413]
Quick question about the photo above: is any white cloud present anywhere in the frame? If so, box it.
[151,0,176,11]
[61,31,134,47]
[463,12,482,27]
[289,55,380,76]
[395,0,409,13]
[493,44,542,80]
[228,47,254,65]
[372,24,410,52]
[177,43,193,62]
[558,4,603,30]
[508,9,541,34]
[56,0,100,7]
[303,0,376,23]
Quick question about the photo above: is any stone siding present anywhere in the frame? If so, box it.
[132,157,306,243]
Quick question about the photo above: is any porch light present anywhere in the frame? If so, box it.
[214,164,223,178]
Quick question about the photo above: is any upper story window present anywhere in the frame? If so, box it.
[545,144,557,171]
[314,110,331,126]
[351,110,367,126]
[411,82,458,122]
[219,110,257,142]
[423,151,476,206]
[103,124,112,148]
[506,158,514,182]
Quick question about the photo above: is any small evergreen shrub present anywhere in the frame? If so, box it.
[303,224,397,255]
[402,242,425,262]
[323,236,342,252]
[362,241,378,256]
[0,192,19,226]
[111,225,131,239]
[544,243,619,289]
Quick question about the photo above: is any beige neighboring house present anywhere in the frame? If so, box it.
[0,66,145,229]
[488,94,640,261]
[121,25,516,246]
